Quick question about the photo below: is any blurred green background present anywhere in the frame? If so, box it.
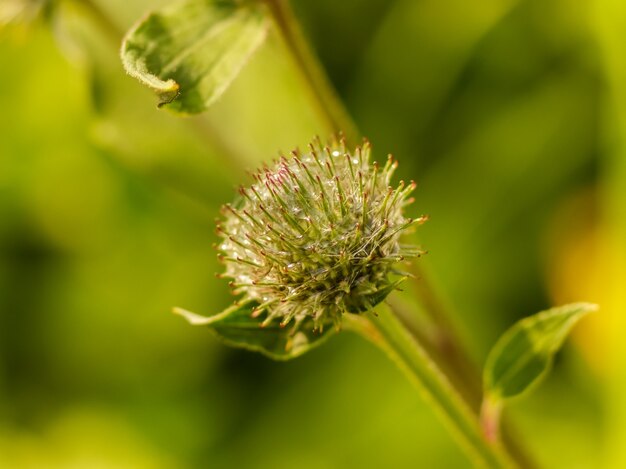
[1,0,624,467]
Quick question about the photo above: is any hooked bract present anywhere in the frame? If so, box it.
[216,136,426,334]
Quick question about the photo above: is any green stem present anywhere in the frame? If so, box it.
[260,0,485,411]
[408,264,483,401]
[263,0,359,144]
[344,304,515,469]
[481,394,503,445]
[266,2,534,466]
[387,293,483,408]
[403,267,536,468]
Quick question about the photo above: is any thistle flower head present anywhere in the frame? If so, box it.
[217,137,425,334]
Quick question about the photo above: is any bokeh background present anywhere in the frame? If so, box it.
[1,0,624,467]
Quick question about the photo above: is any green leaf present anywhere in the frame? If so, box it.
[483,302,597,401]
[173,300,337,360]
[121,0,268,114]
[344,277,407,313]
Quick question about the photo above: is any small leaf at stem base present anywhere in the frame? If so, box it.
[481,302,597,440]
[173,300,336,360]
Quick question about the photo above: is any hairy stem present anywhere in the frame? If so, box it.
[344,305,514,469]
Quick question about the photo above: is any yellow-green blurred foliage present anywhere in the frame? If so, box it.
[1,0,624,467]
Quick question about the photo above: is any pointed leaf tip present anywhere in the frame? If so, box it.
[173,301,336,360]
[484,302,598,402]
[172,306,213,325]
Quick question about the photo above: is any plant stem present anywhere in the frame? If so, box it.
[264,3,477,395]
[403,267,536,468]
[263,0,359,144]
[266,1,535,466]
[344,304,515,469]
[408,264,483,402]
[387,293,483,408]
[260,0,485,407]
[481,394,503,444]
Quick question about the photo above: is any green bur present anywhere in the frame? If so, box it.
[175,137,425,358]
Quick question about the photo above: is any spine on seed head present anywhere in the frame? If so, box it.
[217,136,426,334]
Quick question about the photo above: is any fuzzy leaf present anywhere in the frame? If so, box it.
[173,301,336,360]
[484,302,597,401]
[121,0,268,114]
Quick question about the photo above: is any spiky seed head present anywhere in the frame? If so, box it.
[218,137,425,333]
